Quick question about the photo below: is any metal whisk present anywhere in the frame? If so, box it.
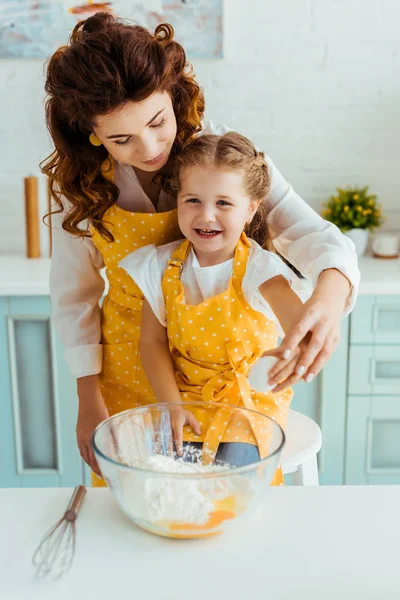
[32,485,87,579]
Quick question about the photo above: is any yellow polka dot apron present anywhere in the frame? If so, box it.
[90,159,181,486]
[162,233,293,486]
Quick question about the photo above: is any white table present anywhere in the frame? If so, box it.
[1,486,399,599]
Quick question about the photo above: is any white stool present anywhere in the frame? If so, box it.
[280,409,322,486]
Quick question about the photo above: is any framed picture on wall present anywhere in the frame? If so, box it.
[0,0,223,59]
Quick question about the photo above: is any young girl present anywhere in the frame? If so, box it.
[120,132,311,484]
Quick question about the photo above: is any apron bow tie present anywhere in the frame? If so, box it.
[202,340,253,405]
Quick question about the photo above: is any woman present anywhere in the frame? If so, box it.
[42,13,359,481]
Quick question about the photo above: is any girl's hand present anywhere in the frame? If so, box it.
[170,406,202,456]
[267,269,349,391]
[76,375,109,476]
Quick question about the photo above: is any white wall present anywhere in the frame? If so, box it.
[1,0,399,256]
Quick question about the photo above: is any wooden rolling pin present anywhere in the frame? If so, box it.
[24,176,41,258]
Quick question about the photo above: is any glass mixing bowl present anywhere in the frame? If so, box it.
[92,401,285,539]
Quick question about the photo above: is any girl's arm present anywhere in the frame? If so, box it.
[259,276,312,391]
[140,299,182,405]
[140,300,201,450]
[259,276,305,338]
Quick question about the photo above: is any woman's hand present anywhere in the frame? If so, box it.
[267,269,351,392]
[170,406,202,456]
[76,375,109,476]
[262,333,311,391]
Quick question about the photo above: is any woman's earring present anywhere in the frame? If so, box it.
[89,133,102,147]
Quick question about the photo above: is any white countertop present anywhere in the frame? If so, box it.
[1,254,400,296]
[357,255,400,294]
[0,256,108,296]
[0,257,52,295]
[1,486,399,599]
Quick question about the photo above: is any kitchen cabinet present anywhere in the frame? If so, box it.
[0,294,87,487]
[345,295,400,484]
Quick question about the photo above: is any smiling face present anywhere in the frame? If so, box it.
[177,166,260,265]
[92,90,177,172]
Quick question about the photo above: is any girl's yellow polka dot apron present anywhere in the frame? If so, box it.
[90,159,181,486]
[162,233,293,486]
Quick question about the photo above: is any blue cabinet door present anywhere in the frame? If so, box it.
[346,294,400,485]
[0,296,85,488]
[0,297,20,487]
[350,295,400,345]
[289,319,350,485]
[349,345,400,395]
[345,395,400,485]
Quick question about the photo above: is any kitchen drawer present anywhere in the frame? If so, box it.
[350,295,400,345]
[345,395,400,484]
[8,296,51,316]
[348,345,400,395]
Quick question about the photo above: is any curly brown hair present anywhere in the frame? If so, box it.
[162,132,272,249]
[41,12,205,241]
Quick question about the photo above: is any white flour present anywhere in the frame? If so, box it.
[121,454,235,526]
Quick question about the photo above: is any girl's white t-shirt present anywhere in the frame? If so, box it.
[50,120,360,377]
[120,239,312,336]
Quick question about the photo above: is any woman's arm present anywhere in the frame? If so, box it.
[263,157,359,385]
[259,267,350,390]
[140,300,201,450]
[50,208,107,475]
[76,374,109,476]
[268,268,349,390]
[50,209,105,377]
[265,156,359,296]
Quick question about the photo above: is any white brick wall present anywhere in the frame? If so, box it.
[1,0,399,256]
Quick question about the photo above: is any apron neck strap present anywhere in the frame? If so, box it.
[164,231,251,283]
[231,232,251,282]
[165,238,192,280]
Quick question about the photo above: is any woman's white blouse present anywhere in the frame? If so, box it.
[120,239,313,337]
[49,120,360,378]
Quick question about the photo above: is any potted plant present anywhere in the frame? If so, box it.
[321,186,384,257]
